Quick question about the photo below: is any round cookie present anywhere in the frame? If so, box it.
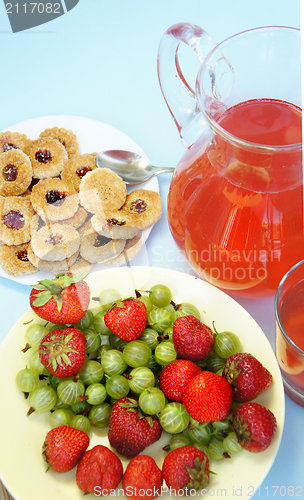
[79,168,127,214]
[120,189,162,229]
[0,149,32,196]
[27,246,79,273]
[0,243,37,276]
[0,131,29,153]
[30,223,80,262]
[30,178,79,222]
[39,127,79,159]
[106,234,143,266]
[91,210,140,240]
[0,196,35,245]
[79,223,125,264]
[61,153,98,191]
[25,138,68,179]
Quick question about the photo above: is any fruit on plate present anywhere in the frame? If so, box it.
[172,315,215,361]
[38,327,86,378]
[76,444,123,494]
[159,360,202,402]
[122,454,163,500]
[162,445,210,492]
[183,371,233,422]
[108,397,162,457]
[104,299,147,341]
[233,401,277,452]
[30,272,90,324]
[43,425,89,472]
[222,352,273,402]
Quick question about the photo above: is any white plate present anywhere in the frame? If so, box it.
[0,267,284,500]
[0,115,159,284]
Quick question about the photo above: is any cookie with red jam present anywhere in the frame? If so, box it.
[61,153,98,191]
[30,178,79,222]
[0,196,34,245]
[39,127,79,159]
[0,243,37,276]
[30,223,80,262]
[25,138,68,179]
[0,131,29,153]
[0,149,32,196]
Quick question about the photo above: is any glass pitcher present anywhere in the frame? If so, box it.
[158,24,302,297]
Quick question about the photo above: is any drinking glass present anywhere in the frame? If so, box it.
[275,260,304,406]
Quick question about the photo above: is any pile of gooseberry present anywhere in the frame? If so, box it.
[16,284,243,461]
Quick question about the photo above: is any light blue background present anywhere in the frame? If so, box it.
[0,0,302,498]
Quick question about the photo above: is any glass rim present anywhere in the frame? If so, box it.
[197,25,302,152]
[275,259,304,356]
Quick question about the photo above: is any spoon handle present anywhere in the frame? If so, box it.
[152,167,175,175]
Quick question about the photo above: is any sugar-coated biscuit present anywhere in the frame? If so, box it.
[27,246,79,272]
[0,149,32,196]
[39,127,79,159]
[30,223,80,262]
[57,206,88,229]
[106,234,142,266]
[79,222,125,263]
[25,138,68,179]
[91,210,140,240]
[0,196,35,245]
[79,168,127,213]
[0,131,29,153]
[0,243,37,276]
[119,189,162,229]
[30,178,79,222]
[61,153,97,191]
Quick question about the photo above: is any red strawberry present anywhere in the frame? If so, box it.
[222,352,273,402]
[108,397,162,457]
[30,272,90,325]
[162,445,209,492]
[122,455,163,500]
[43,425,89,473]
[172,316,215,361]
[233,402,277,452]
[39,327,86,378]
[183,371,233,422]
[159,360,202,402]
[104,299,147,341]
[76,445,123,494]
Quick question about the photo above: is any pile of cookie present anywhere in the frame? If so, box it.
[0,128,162,276]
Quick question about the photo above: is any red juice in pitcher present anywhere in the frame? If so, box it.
[167,98,303,296]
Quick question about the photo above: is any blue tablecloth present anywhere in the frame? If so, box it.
[0,0,302,498]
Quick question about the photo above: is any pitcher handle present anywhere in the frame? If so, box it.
[157,22,215,146]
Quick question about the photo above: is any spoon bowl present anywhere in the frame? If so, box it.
[96,149,174,184]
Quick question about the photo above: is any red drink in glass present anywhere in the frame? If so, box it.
[276,261,304,406]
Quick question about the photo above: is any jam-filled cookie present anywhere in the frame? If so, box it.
[91,210,140,240]
[79,222,125,264]
[30,178,79,222]
[120,189,162,229]
[0,131,29,153]
[27,245,79,273]
[39,127,79,159]
[30,223,80,262]
[0,149,32,196]
[25,138,68,179]
[106,234,142,266]
[0,196,34,245]
[79,168,127,214]
[61,153,98,191]
[0,243,37,276]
